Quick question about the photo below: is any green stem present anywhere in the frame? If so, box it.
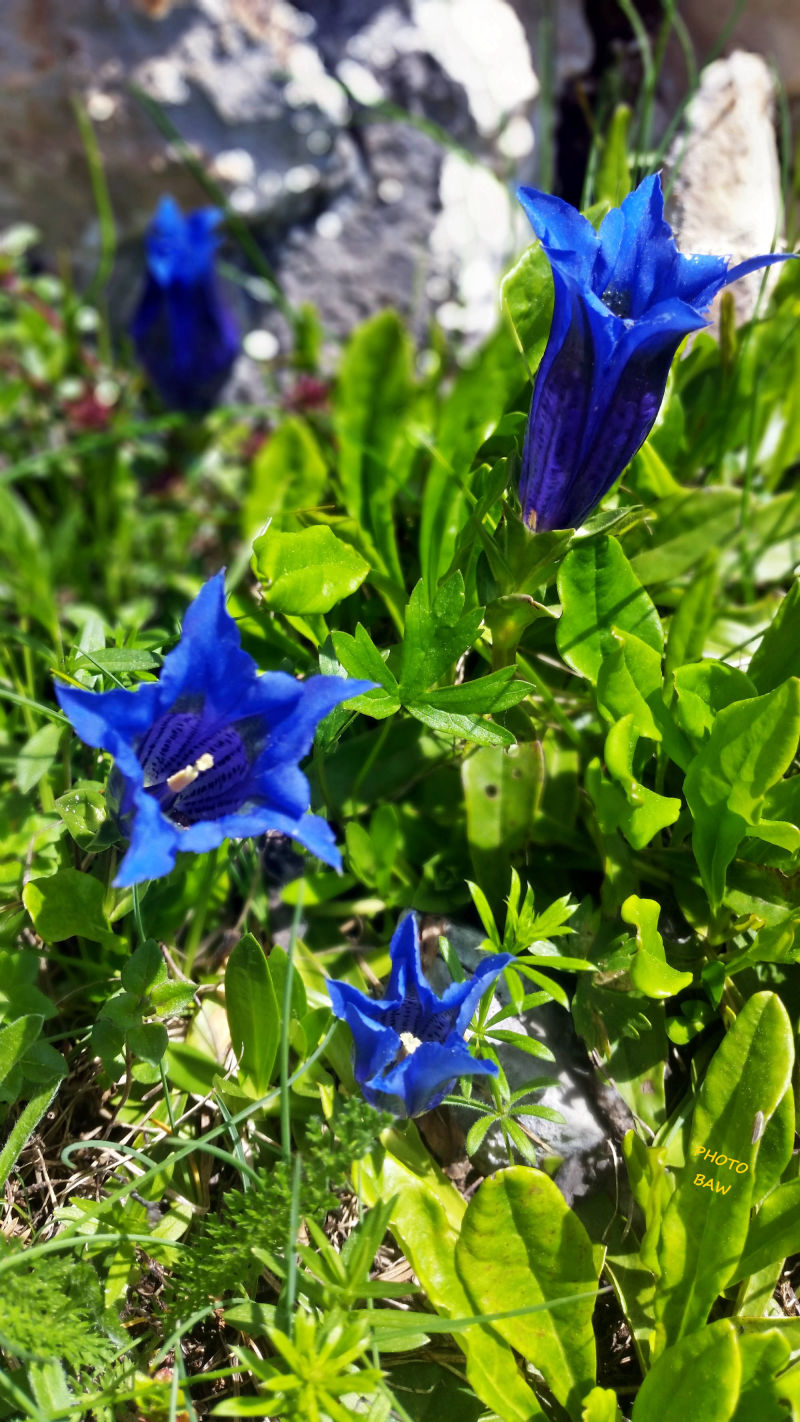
[280,882,305,1165]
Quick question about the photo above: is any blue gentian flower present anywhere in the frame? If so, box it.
[130,196,240,413]
[517,172,794,532]
[328,913,511,1117]
[55,572,374,886]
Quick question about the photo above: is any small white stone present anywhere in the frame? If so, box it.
[86,91,116,123]
[212,148,256,186]
[229,186,257,214]
[315,210,343,241]
[336,59,385,106]
[307,129,332,156]
[285,164,319,195]
[377,177,404,205]
[95,379,119,408]
[75,305,100,333]
[497,114,535,160]
[244,329,280,362]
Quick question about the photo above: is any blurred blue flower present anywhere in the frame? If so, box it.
[55,571,374,886]
[517,172,794,532]
[130,196,240,413]
[328,913,511,1117]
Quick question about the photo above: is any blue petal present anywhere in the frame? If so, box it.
[369,1038,498,1117]
[55,680,160,783]
[386,913,440,1019]
[155,571,259,721]
[448,953,513,1035]
[327,979,401,1072]
[517,185,601,285]
[259,674,378,773]
[114,788,182,886]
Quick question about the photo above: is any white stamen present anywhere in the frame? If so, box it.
[399,1031,423,1055]
[166,752,215,794]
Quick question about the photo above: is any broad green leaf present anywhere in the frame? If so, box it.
[54,780,113,851]
[573,978,667,1132]
[631,487,742,586]
[0,1014,43,1087]
[455,1166,598,1419]
[581,1386,624,1422]
[418,667,533,714]
[732,1180,800,1284]
[253,524,369,614]
[334,309,414,585]
[406,702,515,747]
[664,553,718,681]
[121,939,166,997]
[672,660,756,748]
[596,627,664,740]
[557,536,663,681]
[595,103,631,207]
[621,896,692,999]
[358,1129,546,1422]
[684,679,800,909]
[332,624,398,692]
[656,992,794,1347]
[23,868,116,947]
[399,572,483,699]
[462,743,544,901]
[500,242,554,375]
[242,416,328,536]
[748,581,800,693]
[589,715,681,850]
[15,721,62,793]
[732,1329,794,1422]
[224,933,280,1096]
[127,1021,168,1065]
[632,1318,740,1422]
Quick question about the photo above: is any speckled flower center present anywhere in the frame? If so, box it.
[384,997,453,1047]
[136,711,250,827]
[601,284,633,318]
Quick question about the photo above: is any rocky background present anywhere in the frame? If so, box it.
[1,0,796,355]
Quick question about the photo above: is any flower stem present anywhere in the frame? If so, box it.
[280,880,305,1166]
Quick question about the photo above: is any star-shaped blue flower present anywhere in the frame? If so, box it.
[55,572,374,886]
[328,913,511,1118]
[517,172,795,532]
[130,196,240,413]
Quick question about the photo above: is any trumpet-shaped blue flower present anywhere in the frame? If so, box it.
[55,572,374,887]
[130,196,240,413]
[517,172,794,532]
[328,913,511,1117]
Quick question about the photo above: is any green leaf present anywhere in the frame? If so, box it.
[557,536,663,682]
[127,1021,168,1065]
[455,1166,598,1419]
[595,104,632,207]
[672,660,756,747]
[581,1386,624,1422]
[242,416,328,537]
[632,1318,740,1422]
[225,933,280,1096]
[418,667,533,714]
[656,992,794,1347]
[23,868,116,947]
[54,780,113,851]
[0,1014,43,1088]
[407,701,515,747]
[621,896,692,999]
[731,1180,800,1284]
[332,624,398,693]
[589,714,681,850]
[500,242,554,376]
[334,309,414,584]
[630,487,742,586]
[748,581,800,693]
[732,1329,794,1422]
[15,722,62,794]
[684,679,800,909]
[573,979,667,1132]
[253,524,370,614]
[358,1129,546,1422]
[399,572,483,699]
[121,939,166,997]
[664,553,718,681]
[462,743,544,901]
